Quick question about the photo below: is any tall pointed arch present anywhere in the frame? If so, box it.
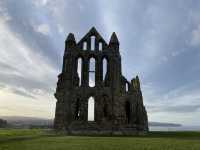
[89,57,95,87]
[77,57,83,86]
[102,57,108,82]
[90,36,95,50]
[125,82,129,92]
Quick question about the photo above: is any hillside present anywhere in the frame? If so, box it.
[0,116,181,128]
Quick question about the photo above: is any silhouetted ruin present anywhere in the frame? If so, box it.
[54,27,148,135]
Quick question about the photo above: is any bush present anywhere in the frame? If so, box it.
[0,119,7,128]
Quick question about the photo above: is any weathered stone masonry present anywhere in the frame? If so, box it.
[54,27,148,135]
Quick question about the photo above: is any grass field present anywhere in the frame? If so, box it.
[0,129,200,150]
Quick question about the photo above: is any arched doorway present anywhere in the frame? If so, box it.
[125,101,131,124]
[88,96,95,121]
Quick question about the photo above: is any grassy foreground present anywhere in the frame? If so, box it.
[0,129,200,150]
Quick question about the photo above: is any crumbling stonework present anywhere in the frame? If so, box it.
[54,27,148,135]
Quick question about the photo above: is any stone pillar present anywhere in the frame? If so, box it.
[82,58,89,87]
[95,57,101,87]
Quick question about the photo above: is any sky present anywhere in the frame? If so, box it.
[0,0,200,126]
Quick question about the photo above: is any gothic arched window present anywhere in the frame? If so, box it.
[103,103,108,118]
[89,57,95,87]
[83,42,87,50]
[125,101,131,124]
[90,36,95,50]
[77,57,82,86]
[88,96,95,121]
[125,82,129,92]
[99,42,103,51]
[102,58,108,82]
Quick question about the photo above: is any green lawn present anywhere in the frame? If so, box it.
[0,129,200,150]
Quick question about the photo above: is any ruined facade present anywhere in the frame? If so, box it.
[54,27,148,135]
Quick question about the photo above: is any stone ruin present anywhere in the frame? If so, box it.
[54,27,148,135]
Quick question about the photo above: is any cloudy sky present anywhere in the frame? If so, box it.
[0,0,200,126]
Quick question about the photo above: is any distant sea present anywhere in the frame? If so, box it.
[150,125,200,131]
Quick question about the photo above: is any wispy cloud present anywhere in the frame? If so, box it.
[34,24,51,35]
[0,12,57,100]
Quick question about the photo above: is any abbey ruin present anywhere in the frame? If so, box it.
[54,27,148,135]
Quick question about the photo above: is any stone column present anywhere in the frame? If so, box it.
[82,57,89,87]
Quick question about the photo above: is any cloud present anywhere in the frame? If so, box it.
[0,61,18,72]
[34,24,50,35]
[33,0,49,7]
[11,88,36,99]
[143,80,200,125]
[148,105,200,113]
[143,79,200,124]
[0,13,57,99]
[191,24,200,46]
[0,0,62,68]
